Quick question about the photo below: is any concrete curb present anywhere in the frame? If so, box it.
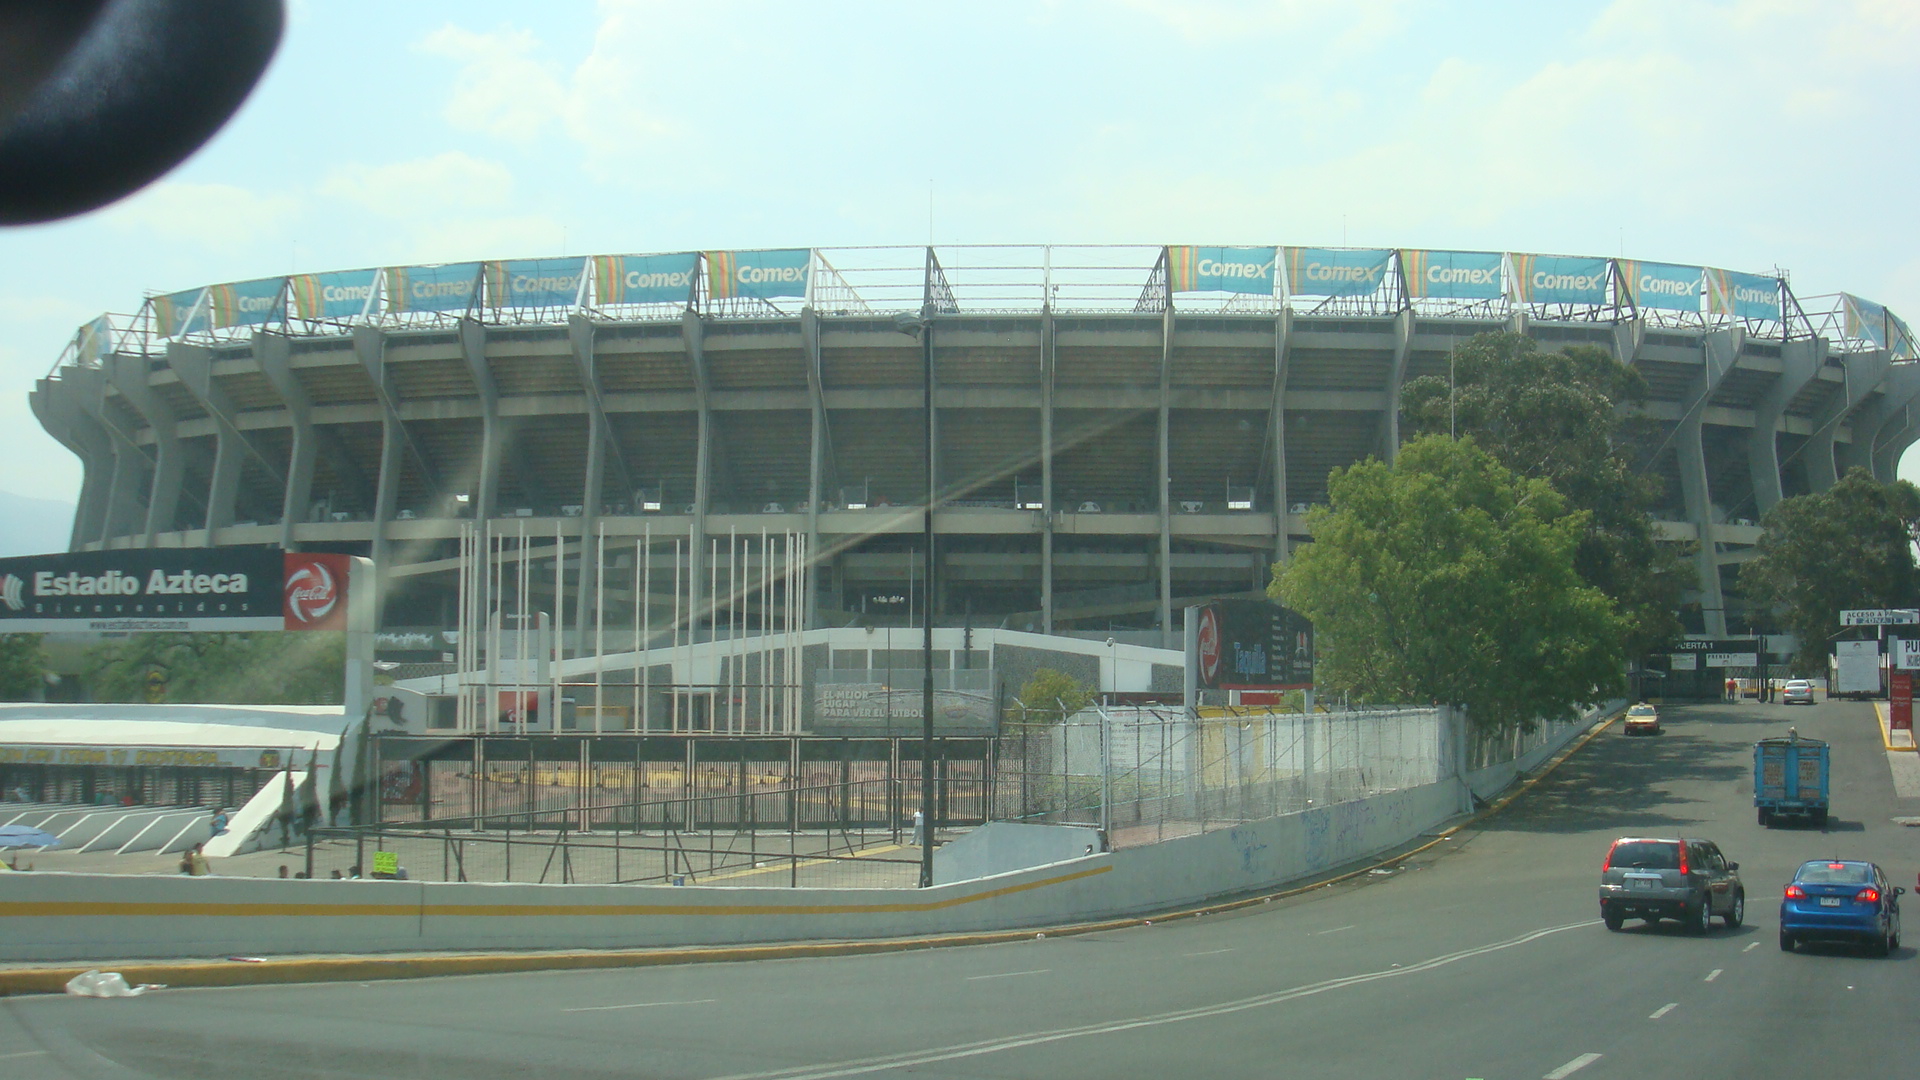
[0,706,1623,997]
[1872,701,1917,752]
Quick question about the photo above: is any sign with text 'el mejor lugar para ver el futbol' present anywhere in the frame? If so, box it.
[0,549,354,633]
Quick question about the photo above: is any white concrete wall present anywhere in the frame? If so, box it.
[0,777,1461,964]
[933,822,1105,885]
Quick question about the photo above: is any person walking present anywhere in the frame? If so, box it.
[1725,676,1738,701]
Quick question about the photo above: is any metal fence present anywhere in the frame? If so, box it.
[993,706,1445,848]
[312,779,931,888]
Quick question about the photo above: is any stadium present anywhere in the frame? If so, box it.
[27,243,1920,653]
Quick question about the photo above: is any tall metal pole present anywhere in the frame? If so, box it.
[919,300,937,889]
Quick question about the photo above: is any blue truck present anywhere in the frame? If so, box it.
[1754,730,1830,827]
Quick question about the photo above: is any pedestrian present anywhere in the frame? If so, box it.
[277,865,290,879]
[188,843,210,876]
[210,808,230,837]
[329,869,343,880]
[1725,676,1737,701]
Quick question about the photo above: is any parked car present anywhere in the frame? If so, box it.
[1623,703,1661,735]
[1781,679,1815,705]
[1779,860,1904,955]
[1598,837,1745,934]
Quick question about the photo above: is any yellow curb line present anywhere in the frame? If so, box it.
[0,707,1624,997]
[1872,701,1917,753]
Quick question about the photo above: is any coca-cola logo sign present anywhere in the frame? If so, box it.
[282,554,351,631]
[1198,605,1222,684]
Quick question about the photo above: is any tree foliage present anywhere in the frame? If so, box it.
[1271,434,1626,733]
[1739,467,1920,673]
[1009,667,1094,725]
[84,631,346,704]
[1400,332,1685,656]
[0,634,45,701]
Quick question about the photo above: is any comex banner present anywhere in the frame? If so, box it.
[0,549,353,633]
[1167,246,1276,295]
[1284,248,1392,297]
[1707,268,1781,322]
[485,259,584,309]
[386,263,482,314]
[1401,249,1503,300]
[1620,259,1703,313]
[289,269,378,321]
[705,248,811,301]
[1510,254,1611,305]
[206,277,286,329]
[592,252,699,305]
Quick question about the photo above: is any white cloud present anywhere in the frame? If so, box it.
[318,152,515,219]
[417,24,568,144]
[404,215,570,264]
[102,182,300,250]
[1113,0,1418,51]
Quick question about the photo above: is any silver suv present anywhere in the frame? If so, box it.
[1598,837,1745,934]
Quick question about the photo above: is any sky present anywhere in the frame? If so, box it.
[2,0,1918,504]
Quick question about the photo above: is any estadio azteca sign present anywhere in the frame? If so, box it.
[0,548,353,632]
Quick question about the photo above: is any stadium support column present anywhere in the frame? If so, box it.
[1267,309,1293,566]
[355,326,402,622]
[168,341,286,544]
[1157,302,1174,647]
[1806,349,1886,491]
[106,350,184,544]
[257,332,317,549]
[682,309,712,620]
[1838,355,1919,480]
[802,307,825,629]
[1677,328,1743,637]
[1040,307,1056,634]
[568,314,626,636]
[65,366,145,545]
[1871,401,1920,482]
[1747,338,1819,513]
[1381,308,1412,463]
[29,376,114,550]
[457,318,503,524]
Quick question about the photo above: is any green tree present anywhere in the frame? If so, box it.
[1271,434,1626,734]
[84,631,346,704]
[0,634,45,701]
[1008,667,1094,725]
[1401,332,1686,656]
[1739,467,1920,673]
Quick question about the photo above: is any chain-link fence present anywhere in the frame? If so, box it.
[994,705,1445,848]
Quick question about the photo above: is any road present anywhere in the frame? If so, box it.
[3,698,1915,1079]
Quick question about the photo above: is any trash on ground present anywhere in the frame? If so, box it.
[64,969,163,997]
[226,956,267,963]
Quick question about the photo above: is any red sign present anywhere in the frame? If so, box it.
[1892,671,1913,731]
[497,691,539,727]
[1197,606,1222,684]
[282,553,351,631]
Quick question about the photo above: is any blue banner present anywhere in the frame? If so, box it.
[208,277,285,328]
[289,269,378,321]
[386,263,482,313]
[1283,248,1392,297]
[1622,260,1702,312]
[1510,254,1610,305]
[1168,246,1277,295]
[486,259,585,309]
[706,248,812,300]
[1401,250,1503,300]
[150,289,207,337]
[1708,268,1781,322]
[592,252,699,305]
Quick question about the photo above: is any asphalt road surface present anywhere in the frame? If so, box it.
[4,698,1915,1080]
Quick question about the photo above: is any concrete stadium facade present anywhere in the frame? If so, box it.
[30,245,1920,643]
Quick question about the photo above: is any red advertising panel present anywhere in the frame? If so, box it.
[282,553,351,631]
[1892,670,1913,731]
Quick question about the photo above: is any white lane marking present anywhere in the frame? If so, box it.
[1544,1053,1603,1079]
[965,969,1050,982]
[1648,1002,1678,1019]
[1313,925,1355,935]
[1183,948,1236,957]
[562,998,717,1013]
[704,920,1600,1080]
[1742,942,1759,953]
[0,1050,50,1061]
[1704,968,1722,982]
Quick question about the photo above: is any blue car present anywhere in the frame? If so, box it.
[1779,860,1904,956]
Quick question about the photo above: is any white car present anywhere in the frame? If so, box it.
[1782,679,1816,705]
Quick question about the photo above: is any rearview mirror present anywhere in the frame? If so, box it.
[1726,862,1738,872]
